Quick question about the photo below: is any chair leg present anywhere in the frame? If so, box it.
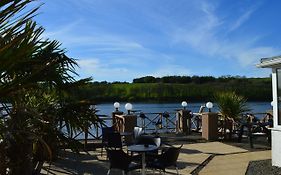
[101,147,103,157]
[122,170,125,175]
[107,169,110,175]
[175,166,179,175]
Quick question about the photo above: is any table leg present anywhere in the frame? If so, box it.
[142,152,146,175]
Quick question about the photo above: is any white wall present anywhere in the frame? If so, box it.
[272,129,281,166]
[271,68,281,167]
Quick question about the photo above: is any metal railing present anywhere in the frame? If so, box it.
[70,110,204,143]
[71,114,112,141]
[137,112,177,133]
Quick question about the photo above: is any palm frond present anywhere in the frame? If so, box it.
[214,91,250,120]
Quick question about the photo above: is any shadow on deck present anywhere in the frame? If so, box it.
[41,132,271,175]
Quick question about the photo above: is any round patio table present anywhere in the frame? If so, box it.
[128,144,158,175]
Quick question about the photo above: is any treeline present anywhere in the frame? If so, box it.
[133,75,249,84]
[72,76,272,103]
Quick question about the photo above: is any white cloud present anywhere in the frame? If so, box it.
[151,65,193,77]
[229,3,261,32]
[76,58,132,81]
[171,1,279,67]
[229,9,254,32]
[236,47,279,66]
[39,0,278,81]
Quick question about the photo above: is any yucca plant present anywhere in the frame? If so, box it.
[215,91,249,120]
[214,91,250,139]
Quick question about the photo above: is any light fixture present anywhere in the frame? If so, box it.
[113,102,120,111]
[181,101,187,110]
[206,102,213,112]
[125,103,133,114]
[271,101,274,107]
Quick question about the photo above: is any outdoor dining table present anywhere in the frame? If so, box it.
[127,144,158,175]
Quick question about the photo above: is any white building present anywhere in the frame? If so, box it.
[257,56,281,167]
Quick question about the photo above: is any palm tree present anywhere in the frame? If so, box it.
[0,1,101,174]
[215,91,249,120]
[214,91,250,139]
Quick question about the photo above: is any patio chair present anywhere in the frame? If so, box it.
[238,122,271,148]
[146,144,182,175]
[107,132,123,150]
[131,135,162,162]
[101,127,114,157]
[144,136,162,162]
[106,149,141,175]
[133,126,143,141]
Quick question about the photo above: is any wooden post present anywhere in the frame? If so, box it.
[176,110,191,135]
[123,114,137,144]
[202,112,218,140]
[112,111,123,132]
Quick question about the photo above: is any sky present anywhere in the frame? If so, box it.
[33,0,281,82]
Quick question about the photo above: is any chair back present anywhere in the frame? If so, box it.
[106,149,130,170]
[153,137,161,147]
[107,132,122,148]
[133,127,143,140]
[135,135,153,145]
[160,145,182,167]
[102,127,114,144]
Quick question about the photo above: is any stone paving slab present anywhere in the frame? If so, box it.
[187,141,248,155]
[199,150,271,175]
[41,148,210,175]
[41,142,266,175]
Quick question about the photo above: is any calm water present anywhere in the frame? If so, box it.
[78,102,273,139]
[95,101,272,118]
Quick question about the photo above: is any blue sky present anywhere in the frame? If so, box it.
[33,0,281,82]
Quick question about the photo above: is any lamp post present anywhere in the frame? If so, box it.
[125,103,133,114]
[206,102,213,112]
[113,102,120,111]
[181,101,187,110]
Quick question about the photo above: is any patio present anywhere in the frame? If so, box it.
[40,138,271,175]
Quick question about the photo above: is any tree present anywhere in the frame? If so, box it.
[214,91,250,140]
[0,1,100,174]
[214,91,249,121]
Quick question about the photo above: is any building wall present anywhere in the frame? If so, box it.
[272,68,281,167]
[272,129,281,166]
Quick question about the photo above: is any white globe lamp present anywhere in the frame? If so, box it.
[113,102,120,111]
[206,102,213,112]
[181,101,187,110]
[125,103,133,114]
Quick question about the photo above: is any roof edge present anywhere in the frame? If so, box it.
[257,55,281,68]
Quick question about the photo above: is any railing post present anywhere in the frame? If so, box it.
[176,109,192,135]
[112,111,124,132]
[123,114,137,143]
[84,127,88,150]
[202,112,218,140]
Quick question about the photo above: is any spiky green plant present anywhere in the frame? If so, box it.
[0,1,101,174]
[214,91,250,121]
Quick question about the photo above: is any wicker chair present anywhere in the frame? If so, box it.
[106,149,141,175]
[147,144,182,175]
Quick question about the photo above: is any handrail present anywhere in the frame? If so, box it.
[138,111,178,134]
[61,110,203,149]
